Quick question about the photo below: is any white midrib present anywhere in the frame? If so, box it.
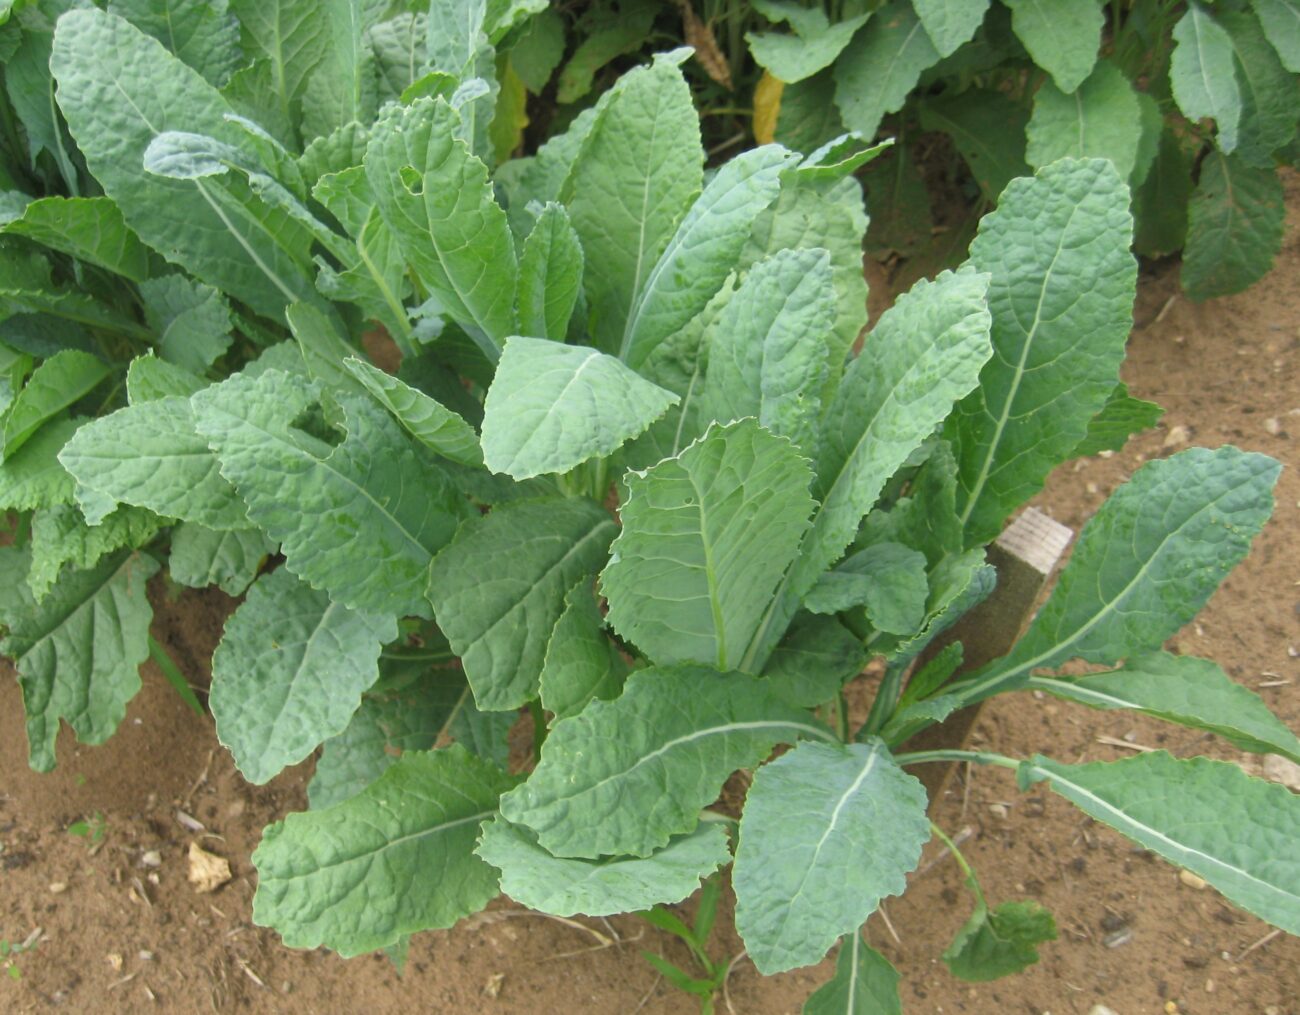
[284,809,497,878]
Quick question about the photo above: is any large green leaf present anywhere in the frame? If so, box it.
[252,746,511,956]
[0,197,152,282]
[4,1,80,188]
[956,447,1280,705]
[912,0,990,57]
[1170,2,1242,152]
[0,546,157,772]
[621,145,795,367]
[538,579,629,722]
[833,1,940,141]
[227,0,329,142]
[1220,7,1299,167]
[343,357,482,467]
[107,0,243,87]
[1182,150,1284,301]
[701,247,835,452]
[804,932,902,1015]
[52,9,318,319]
[499,665,834,858]
[210,568,397,785]
[480,337,677,480]
[1002,0,1103,94]
[168,522,273,596]
[1020,752,1300,935]
[1029,652,1300,764]
[365,97,517,356]
[1026,61,1143,179]
[58,394,248,529]
[741,267,991,671]
[1253,0,1300,71]
[476,818,731,917]
[919,90,1030,204]
[516,202,583,342]
[192,368,468,617]
[603,419,815,670]
[946,158,1135,547]
[746,2,869,83]
[300,0,381,143]
[427,496,617,711]
[733,740,930,974]
[28,503,164,602]
[1,349,110,461]
[561,52,703,353]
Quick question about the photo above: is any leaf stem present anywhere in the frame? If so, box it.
[893,748,1020,771]
[857,660,906,740]
[148,636,205,717]
[930,820,976,884]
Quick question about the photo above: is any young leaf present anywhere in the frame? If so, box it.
[192,368,469,618]
[1070,382,1163,458]
[958,447,1281,704]
[1170,2,1241,152]
[0,415,79,512]
[806,543,929,637]
[516,203,583,342]
[1253,0,1300,72]
[168,522,274,596]
[833,1,941,141]
[476,818,731,917]
[343,357,483,467]
[561,52,703,353]
[733,740,930,974]
[912,0,990,58]
[252,745,512,956]
[1,350,110,461]
[919,89,1030,205]
[0,546,157,772]
[1020,753,1300,935]
[621,144,796,367]
[943,894,1056,982]
[139,275,234,374]
[126,355,206,403]
[947,158,1136,547]
[762,613,867,708]
[428,497,617,711]
[480,337,677,480]
[701,247,836,451]
[499,665,834,858]
[746,2,869,84]
[0,197,152,282]
[1026,61,1144,179]
[1182,151,1284,301]
[603,419,815,670]
[803,931,903,1015]
[107,0,243,88]
[1029,653,1300,765]
[210,568,397,785]
[538,579,629,722]
[28,504,165,602]
[1002,0,1103,94]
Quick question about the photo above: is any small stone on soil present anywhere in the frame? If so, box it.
[48,881,67,893]
[1263,417,1283,435]
[1262,754,1300,791]
[140,850,162,868]
[1179,870,1208,890]
[1103,928,1133,948]
[1163,424,1190,447]
[186,842,231,893]
[1088,1007,1119,1015]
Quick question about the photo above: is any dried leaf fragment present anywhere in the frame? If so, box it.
[187,842,231,893]
[676,0,731,88]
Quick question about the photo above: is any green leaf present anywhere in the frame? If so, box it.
[1071,382,1163,458]
[210,567,397,784]
[803,932,902,1015]
[448,692,515,768]
[773,71,846,155]
[192,368,468,617]
[1020,752,1300,935]
[139,275,234,374]
[1132,128,1193,258]
[476,818,731,917]
[107,0,243,87]
[861,144,933,257]
[833,1,941,140]
[743,267,991,671]
[428,497,617,711]
[58,395,248,529]
[480,336,677,480]
[882,548,993,668]
[943,892,1056,981]
[807,543,929,637]
[126,355,206,403]
[538,579,629,722]
[1,350,110,461]
[1220,7,1299,168]
[253,745,511,956]
[1002,0,1103,94]
[746,3,869,84]
[1026,61,1144,179]
[1253,0,1300,72]
[1182,151,1285,301]
[912,0,990,57]
[554,1,655,104]
[562,52,702,353]
[509,8,564,92]
[168,522,273,596]
[283,302,367,398]
[762,613,866,708]
[300,0,381,143]
[733,740,930,974]
[52,9,318,319]
[343,357,482,467]
[947,158,1136,547]
[500,665,833,858]
[0,415,78,512]
[860,441,963,568]
[4,2,79,188]
[28,504,165,602]
[1170,2,1242,152]
[701,247,835,452]
[957,447,1281,704]
[1029,652,1300,765]
[228,0,329,142]
[516,202,583,342]
[0,197,152,282]
[0,546,157,772]
[365,97,517,355]
[622,145,795,368]
[603,419,815,670]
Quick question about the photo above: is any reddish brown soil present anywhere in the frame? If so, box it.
[2,179,1298,1013]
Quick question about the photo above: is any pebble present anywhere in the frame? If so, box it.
[1179,870,1208,890]
[140,850,162,868]
[1088,1007,1119,1015]
[1103,928,1133,948]
[1263,417,1282,436]
[1262,754,1300,791]
[1163,424,1190,448]
[48,881,67,894]
[988,803,1009,819]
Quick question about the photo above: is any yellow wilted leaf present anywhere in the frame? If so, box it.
[753,71,784,146]
[489,60,530,165]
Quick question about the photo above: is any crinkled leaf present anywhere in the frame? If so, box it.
[139,275,233,374]
[860,441,963,568]
[211,567,397,784]
[168,522,273,596]
[126,355,205,403]
[28,503,164,601]
[1182,151,1284,301]
[0,415,78,511]
[1071,382,1162,458]
[1,349,110,461]
[539,579,629,722]
[1002,0,1103,94]
[428,496,617,711]
[107,0,242,87]
[803,932,902,1015]
[746,3,868,84]
[477,818,731,917]
[1253,0,1300,72]
[762,613,866,708]
[833,1,940,140]
[0,196,151,282]
[343,357,482,467]
[300,0,382,143]
[807,543,929,636]
[227,0,328,141]
[1020,752,1300,935]
[943,891,1056,982]
[500,665,832,858]
[252,745,512,956]
[1026,61,1143,179]
[1220,7,1299,168]
[912,0,990,57]
[734,740,930,974]
[516,202,583,342]
[1171,2,1241,152]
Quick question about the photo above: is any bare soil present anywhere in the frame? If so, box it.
[2,178,1298,1014]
